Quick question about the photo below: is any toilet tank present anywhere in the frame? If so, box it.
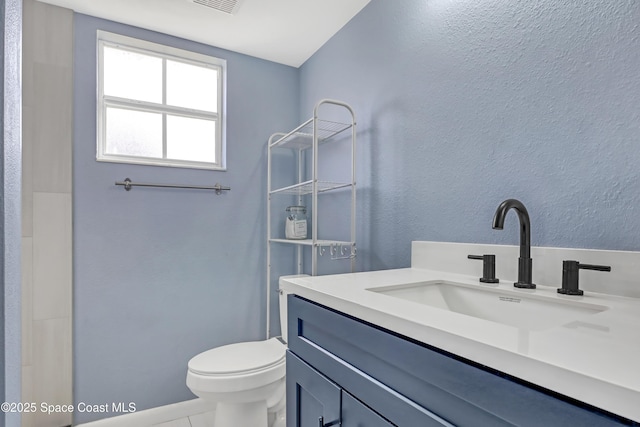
[278,275,309,343]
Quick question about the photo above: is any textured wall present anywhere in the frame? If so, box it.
[1,0,22,425]
[73,14,298,423]
[300,0,640,271]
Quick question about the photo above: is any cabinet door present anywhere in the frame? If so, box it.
[287,351,341,427]
[342,391,394,427]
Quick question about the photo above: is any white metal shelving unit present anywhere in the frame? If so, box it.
[266,99,357,337]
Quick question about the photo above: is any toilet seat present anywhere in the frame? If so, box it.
[186,338,286,394]
[189,337,285,376]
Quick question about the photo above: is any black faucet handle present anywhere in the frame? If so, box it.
[576,262,612,272]
[468,254,499,283]
[558,260,611,296]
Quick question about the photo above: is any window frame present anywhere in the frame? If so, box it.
[96,30,227,170]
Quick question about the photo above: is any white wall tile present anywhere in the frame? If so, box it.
[23,2,75,425]
[21,365,34,427]
[22,106,34,237]
[32,318,72,427]
[33,192,72,321]
[22,0,36,108]
[24,0,73,195]
[22,237,34,367]
[31,62,72,194]
[25,0,73,67]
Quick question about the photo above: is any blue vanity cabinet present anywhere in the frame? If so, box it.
[287,295,633,427]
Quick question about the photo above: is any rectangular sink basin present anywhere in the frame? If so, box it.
[369,280,608,331]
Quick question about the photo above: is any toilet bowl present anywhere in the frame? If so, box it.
[186,283,296,427]
[186,338,286,427]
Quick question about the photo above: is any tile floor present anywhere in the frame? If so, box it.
[152,411,215,427]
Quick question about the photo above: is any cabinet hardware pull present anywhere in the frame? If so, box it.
[318,416,340,426]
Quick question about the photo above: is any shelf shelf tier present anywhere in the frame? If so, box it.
[269,239,355,247]
[269,118,353,150]
[270,180,353,196]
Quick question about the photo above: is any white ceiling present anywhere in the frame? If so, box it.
[36,0,371,67]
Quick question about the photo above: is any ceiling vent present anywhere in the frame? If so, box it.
[190,0,243,15]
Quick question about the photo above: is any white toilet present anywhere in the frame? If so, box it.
[186,288,291,427]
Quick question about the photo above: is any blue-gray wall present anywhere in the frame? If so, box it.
[1,0,21,425]
[301,0,640,271]
[73,0,640,421]
[73,14,298,422]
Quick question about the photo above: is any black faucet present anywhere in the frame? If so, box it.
[492,199,535,289]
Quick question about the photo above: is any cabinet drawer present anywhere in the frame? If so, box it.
[288,295,629,427]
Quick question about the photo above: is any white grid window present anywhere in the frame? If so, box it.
[97,31,226,170]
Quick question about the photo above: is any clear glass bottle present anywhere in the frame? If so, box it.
[285,206,307,239]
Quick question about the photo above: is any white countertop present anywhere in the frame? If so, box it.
[280,267,640,422]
